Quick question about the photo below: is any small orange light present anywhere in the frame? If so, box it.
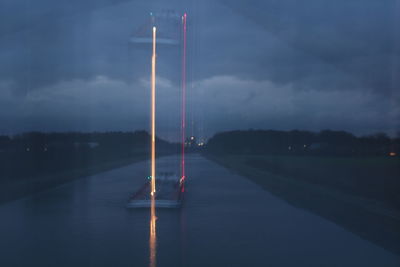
[389,152,396,157]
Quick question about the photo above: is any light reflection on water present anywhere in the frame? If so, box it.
[149,196,157,267]
[0,155,398,267]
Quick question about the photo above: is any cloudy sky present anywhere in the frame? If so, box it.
[0,0,399,139]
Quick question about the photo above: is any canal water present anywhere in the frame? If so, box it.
[0,154,398,266]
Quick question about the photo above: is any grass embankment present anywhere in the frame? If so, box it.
[0,155,150,204]
[0,150,179,205]
[0,131,180,204]
[205,153,400,255]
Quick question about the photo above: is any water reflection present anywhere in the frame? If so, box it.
[149,196,157,267]
[180,206,187,267]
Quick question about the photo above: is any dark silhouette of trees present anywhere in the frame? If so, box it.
[206,129,398,157]
[0,131,178,184]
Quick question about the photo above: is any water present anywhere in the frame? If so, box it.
[0,154,398,267]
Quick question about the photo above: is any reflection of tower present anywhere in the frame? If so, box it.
[130,10,181,45]
[149,196,157,267]
[128,10,182,143]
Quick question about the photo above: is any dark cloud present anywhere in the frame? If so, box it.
[0,0,398,137]
[218,0,400,93]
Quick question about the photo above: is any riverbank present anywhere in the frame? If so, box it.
[0,155,151,204]
[204,153,400,255]
[0,151,180,205]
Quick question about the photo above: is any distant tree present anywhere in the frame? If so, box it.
[206,129,393,156]
[0,136,11,149]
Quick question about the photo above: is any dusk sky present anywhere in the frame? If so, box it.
[1,0,399,140]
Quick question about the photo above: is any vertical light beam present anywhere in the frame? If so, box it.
[149,26,157,267]
[181,13,187,185]
[151,26,157,196]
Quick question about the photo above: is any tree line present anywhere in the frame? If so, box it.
[206,129,399,156]
[0,131,178,183]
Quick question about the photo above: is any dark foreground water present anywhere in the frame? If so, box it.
[0,154,399,267]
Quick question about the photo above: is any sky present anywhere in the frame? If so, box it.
[0,0,399,140]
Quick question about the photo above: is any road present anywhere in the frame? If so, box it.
[0,154,399,267]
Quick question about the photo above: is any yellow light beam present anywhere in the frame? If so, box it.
[149,25,157,267]
[149,196,157,267]
[151,26,156,197]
